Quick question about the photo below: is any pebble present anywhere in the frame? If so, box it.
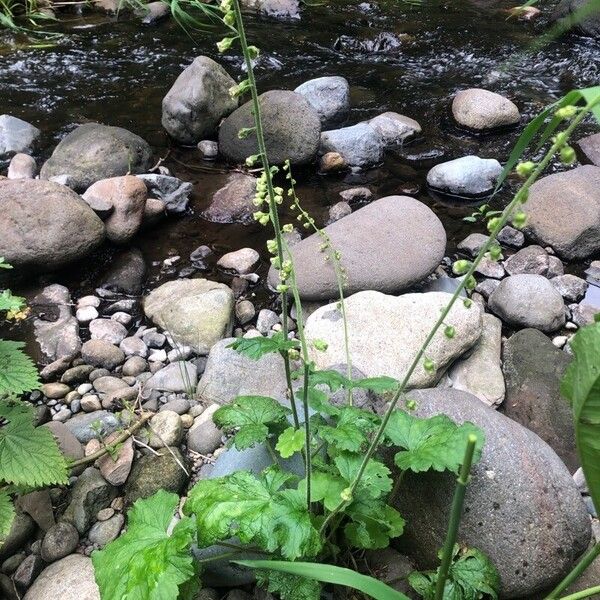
[326,201,352,224]
[40,522,79,563]
[122,356,148,377]
[80,395,102,412]
[148,349,167,362]
[217,247,260,274]
[89,319,128,345]
[320,151,346,172]
[143,331,166,348]
[198,140,218,159]
[148,410,184,448]
[235,300,256,324]
[82,340,125,370]
[119,336,148,358]
[256,309,279,334]
[77,295,101,309]
[76,306,99,324]
[111,311,132,326]
[497,225,525,248]
[41,383,71,399]
[167,346,193,361]
[187,405,222,455]
[96,507,115,521]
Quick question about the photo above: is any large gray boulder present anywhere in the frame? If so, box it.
[394,388,591,598]
[267,196,446,300]
[0,179,105,274]
[161,56,238,144]
[144,279,234,353]
[219,90,321,165]
[452,89,520,130]
[522,165,600,259]
[0,115,41,161]
[320,122,383,168]
[427,155,502,197]
[489,274,566,332]
[294,76,350,127]
[304,290,483,388]
[40,123,152,192]
[502,328,577,472]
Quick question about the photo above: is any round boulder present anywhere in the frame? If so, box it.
[162,56,238,144]
[219,90,321,165]
[40,123,152,192]
[452,88,520,130]
[427,155,502,197]
[0,179,105,274]
[294,76,350,127]
[0,114,41,161]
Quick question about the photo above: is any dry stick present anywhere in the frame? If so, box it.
[319,102,594,537]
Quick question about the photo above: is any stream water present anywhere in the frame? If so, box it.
[1,0,600,355]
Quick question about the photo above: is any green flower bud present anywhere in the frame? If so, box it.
[464,275,477,291]
[555,105,578,120]
[487,216,502,233]
[452,259,471,275]
[340,487,353,503]
[247,45,260,59]
[488,245,503,261]
[288,348,300,360]
[560,145,576,165]
[282,224,294,233]
[246,154,260,167]
[463,298,473,309]
[512,211,527,229]
[276,284,289,293]
[266,239,278,254]
[217,37,235,53]
[423,357,435,373]
[406,398,417,411]
[313,339,329,352]
[223,11,235,25]
[444,325,456,339]
[516,161,536,178]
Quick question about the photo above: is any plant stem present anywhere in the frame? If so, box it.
[195,550,245,565]
[557,586,600,600]
[320,101,594,538]
[265,439,281,467]
[545,543,600,599]
[434,434,478,600]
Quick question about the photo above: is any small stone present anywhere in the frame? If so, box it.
[167,346,193,362]
[551,274,588,303]
[88,514,125,547]
[77,295,101,309]
[320,122,383,169]
[217,248,260,274]
[235,300,255,325]
[181,413,194,428]
[474,278,500,299]
[111,311,132,326]
[497,225,525,248]
[41,383,70,399]
[427,156,502,197]
[96,507,114,521]
[81,340,125,370]
[339,187,373,203]
[148,410,184,448]
[326,201,351,225]
[553,335,568,348]
[97,435,134,486]
[198,140,218,159]
[319,151,346,173]
[475,257,505,279]
[187,405,222,455]
[52,408,72,422]
[119,336,148,357]
[256,309,279,334]
[547,255,565,278]
[80,395,102,412]
[41,522,79,563]
[504,245,549,276]
[76,306,99,324]
[452,88,520,131]
[89,319,128,345]
[160,397,191,415]
[122,356,148,377]
[13,553,44,590]
[457,233,488,257]
[366,112,421,147]
[570,303,600,328]
[7,153,36,179]
[148,349,167,363]
[142,330,166,348]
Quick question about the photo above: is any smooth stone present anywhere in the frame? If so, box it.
[196,337,288,405]
[498,225,525,248]
[201,174,256,225]
[304,290,483,388]
[320,151,346,172]
[475,256,505,279]
[502,328,577,472]
[89,319,128,345]
[23,554,100,600]
[13,554,44,590]
[198,140,218,159]
[143,197,166,226]
[452,88,520,130]
[551,274,588,303]
[457,233,488,257]
[40,522,79,562]
[40,123,152,192]
[160,397,191,414]
[81,339,125,370]
[242,0,300,19]
[143,361,198,395]
[0,115,40,160]
[444,314,505,407]
[141,0,170,23]
[504,245,549,276]
[122,355,148,377]
[119,336,148,357]
[7,153,36,179]
[88,513,125,547]
[255,309,279,334]
[320,122,383,168]
[136,174,193,214]
[97,435,134,486]
[187,405,222,454]
[217,248,259,274]
[0,513,35,560]
[394,388,590,598]
[43,421,84,465]
[148,410,184,448]
[76,306,99,324]
[219,90,321,165]
[41,383,71,399]
[576,131,600,166]
[235,299,255,324]
[488,274,566,333]
[162,56,237,144]
[366,112,421,146]
[294,76,350,127]
[144,279,234,354]
[326,200,352,224]
[427,155,502,197]
[268,196,446,301]
[64,411,121,443]
[522,166,600,260]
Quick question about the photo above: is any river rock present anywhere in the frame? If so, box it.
[219,90,321,165]
[97,434,134,486]
[320,122,383,168]
[395,388,590,598]
[551,274,588,302]
[426,155,502,197]
[144,279,234,353]
[148,410,184,448]
[89,319,128,345]
[136,174,192,214]
[522,166,600,259]
[243,0,300,18]
[187,404,223,454]
[144,361,198,395]
[196,337,288,405]
[366,112,421,146]
[0,512,35,559]
[40,123,152,192]
[7,153,36,179]
[162,56,238,144]
[23,554,100,600]
[40,522,79,563]
[83,176,147,243]
[81,339,125,370]
[141,1,170,24]
[0,179,105,274]
[98,248,146,297]
[489,274,566,332]
[304,290,483,387]
[444,314,505,407]
[503,244,549,276]
[267,196,446,300]
[452,88,520,130]
[217,248,259,274]
[576,131,600,165]
[294,76,350,127]
[88,513,124,547]
[0,115,40,161]
[502,328,577,472]
[64,410,121,443]
[553,0,600,37]
[44,421,84,465]
[202,173,256,224]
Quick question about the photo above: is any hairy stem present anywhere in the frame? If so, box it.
[557,586,600,600]
[545,543,600,599]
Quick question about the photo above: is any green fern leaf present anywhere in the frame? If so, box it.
[0,489,15,542]
[0,400,68,487]
[0,341,40,397]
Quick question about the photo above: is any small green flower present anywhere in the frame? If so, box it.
[452,259,471,275]
[488,245,502,261]
[217,37,235,53]
[423,357,435,373]
[487,216,501,233]
[516,161,536,178]
[512,211,527,229]
[444,325,456,339]
[276,284,289,293]
[555,105,578,120]
[406,398,417,411]
[282,224,294,233]
[313,339,328,352]
[560,145,576,165]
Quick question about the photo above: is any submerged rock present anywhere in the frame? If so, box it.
[320,122,383,168]
[136,174,193,214]
[0,114,40,161]
[366,112,421,147]
[426,155,502,197]
[394,388,590,598]
[294,76,350,127]
[304,290,483,388]
[40,123,152,192]
[162,56,238,144]
[267,196,446,300]
[219,90,321,165]
[452,88,520,130]
[202,173,257,224]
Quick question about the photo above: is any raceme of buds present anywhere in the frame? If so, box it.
[423,357,435,373]
[313,339,329,352]
[560,145,576,165]
[486,216,501,233]
[266,239,278,254]
[452,259,471,275]
[516,161,536,178]
[253,211,270,226]
[512,211,527,229]
[555,105,578,120]
[219,0,232,13]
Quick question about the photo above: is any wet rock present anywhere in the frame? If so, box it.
[141,0,170,23]
[88,513,124,547]
[81,339,125,370]
[64,410,121,443]
[23,554,100,600]
[256,309,279,334]
[33,284,82,362]
[504,244,549,276]
[394,388,590,598]
[144,279,234,353]
[148,410,184,448]
[452,88,520,130]
[444,314,505,407]
[502,328,577,472]
[551,274,588,303]
[0,513,35,559]
[63,467,117,533]
[548,254,565,278]
[162,56,238,144]
[305,290,483,387]
[124,447,189,506]
[98,248,146,297]
[326,200,351,224]
[187,404,223,454]
[89,319,128,345]
[219,90,321,165]
[62,365,94,385]
[366,112,421,147]
[7,153,36,179]
[475,256,505,279]
[319,151,347,172]
[13,554,44,590]
[97,434,134,486]
[217,248,259,274]
[143,197,166,226]
[294,76,350,127]
[197,337,288,404]
[267,196,446,300]
[83,176,147,244]
[0,180,105,275]
[489,274,566,332]
[523,166,600,260]
[40,123,152,192]
[576,131,600,166]
[426,155,502,197]
[76,306,99,324]
[144,361,198,394]
[553,0,600,37]
[198,140,218,159]
[497,225,525,247]
[202,173,256,224]
[457,233,488,257]
[137,174,193,214]
[0,115,40,161]
[40,522,79,563]
[243,0,300,19]
[320,122,383,168]
[333,32,405,54]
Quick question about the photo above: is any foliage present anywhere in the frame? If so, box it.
[255,568,321,600]
[0,340,40,397]
[92,490,197,600]
[228,333,299,360]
